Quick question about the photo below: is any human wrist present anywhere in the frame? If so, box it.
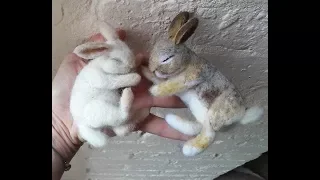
[52,113,83,163]
[52,148,66,180]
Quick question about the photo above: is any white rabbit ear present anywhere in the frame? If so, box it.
[99,21,119,41]
[73,42,110,60]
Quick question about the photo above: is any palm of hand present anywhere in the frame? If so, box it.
[52,33,189,148]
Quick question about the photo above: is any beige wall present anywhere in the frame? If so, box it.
[53,0,268,179]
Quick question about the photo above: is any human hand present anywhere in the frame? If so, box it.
[52,29,189,161]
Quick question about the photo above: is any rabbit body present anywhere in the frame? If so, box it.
[142,12,264,156]
[70,22,147,148]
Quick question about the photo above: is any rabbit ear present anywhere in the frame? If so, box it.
[168,11,190,41]
[173,17,199,45]
[73,42,110,60]
[99,21,119,41]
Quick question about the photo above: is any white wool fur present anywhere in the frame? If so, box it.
[70,22,148,148]
[240,106,264,125]
[99,21,120,41]
[165,113,202,136]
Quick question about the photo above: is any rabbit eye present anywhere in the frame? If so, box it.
[162,55,174,63]
[111,58,121,62]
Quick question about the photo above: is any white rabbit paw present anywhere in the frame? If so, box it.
[182,144,204,157]
[131,73,142,86]
[113,125,132,137]
[149,85,160,96]
[120,88,134,112]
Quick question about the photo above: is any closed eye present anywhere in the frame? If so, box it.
[111,57,121,62]
[162,55,174,63]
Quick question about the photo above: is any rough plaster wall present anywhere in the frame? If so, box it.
[53,0,268,179]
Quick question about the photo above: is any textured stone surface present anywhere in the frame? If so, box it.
[53,0,268,179]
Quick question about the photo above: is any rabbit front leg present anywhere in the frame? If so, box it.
[149,74,202,97]
[108,73,141,89]
[141,66,164,84]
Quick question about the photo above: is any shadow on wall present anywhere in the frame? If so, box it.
[214,152,268,180]
[62,146,89,180]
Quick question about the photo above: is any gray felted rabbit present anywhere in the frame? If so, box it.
[141,12,264,156]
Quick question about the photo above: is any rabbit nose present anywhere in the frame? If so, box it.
[150,68,156,73]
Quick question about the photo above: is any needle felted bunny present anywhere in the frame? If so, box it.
[70,22,148,148]
[142,12,264,157]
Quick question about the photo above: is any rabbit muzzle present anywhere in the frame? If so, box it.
[155,70,171,79]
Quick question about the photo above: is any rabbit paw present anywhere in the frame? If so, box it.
[113,125,132,137]
[182,138,209,157]
[182,130,215,157]
[130,73,142,86]
[120,88,134,113]
[141,66,163,84]
[182,144,203,157]
[149,85,160,96]
[141,66,153,78]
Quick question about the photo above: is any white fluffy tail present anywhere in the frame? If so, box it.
[99,21,119,41]
[77,125,107,148]
[240,106,264,125]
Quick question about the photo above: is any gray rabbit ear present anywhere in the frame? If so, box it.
[173,17,199,45]
[168,11,190,41]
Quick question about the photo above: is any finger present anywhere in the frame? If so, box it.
[137,114,191,141]
[133,93,186,109]
[102,127,117,137]
[136,52,150,66]
[135,53,145,66]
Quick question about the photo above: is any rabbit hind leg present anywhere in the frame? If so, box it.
[165,113,202,136]
[182,119,216,157]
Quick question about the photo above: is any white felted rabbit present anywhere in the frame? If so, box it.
[70,22,148,148]
[142,12,264,156]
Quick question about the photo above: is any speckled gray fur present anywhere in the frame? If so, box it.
[152,40,247,130]
[144,12,264,157]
